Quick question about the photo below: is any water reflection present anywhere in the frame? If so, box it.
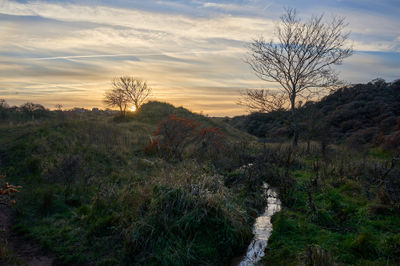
[239,183,281,266]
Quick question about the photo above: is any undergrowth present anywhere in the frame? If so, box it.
[259,144,400,265]
[0,102,261,265]
[1,102,399,265]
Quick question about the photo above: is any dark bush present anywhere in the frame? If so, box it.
[146,115,199,160]
[380,116,398,134]
[47,155,84,186]
[347,127,378,146]
[351,230,378,259]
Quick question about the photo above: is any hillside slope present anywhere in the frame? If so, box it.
[1,100,400,265]
[229,79,400,148]
[0,101,260,265]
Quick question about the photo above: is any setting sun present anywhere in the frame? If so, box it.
[130,105,137,112]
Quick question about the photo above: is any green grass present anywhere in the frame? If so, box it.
[0,102,261,265]
[1,102,399,265]
[369,147,394,160]
[261,146,400,265]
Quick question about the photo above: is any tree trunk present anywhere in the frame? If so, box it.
[291,94,299,147]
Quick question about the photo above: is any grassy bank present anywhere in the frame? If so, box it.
[258,144,400,265]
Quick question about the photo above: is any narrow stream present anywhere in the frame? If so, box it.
[238,183,281,266]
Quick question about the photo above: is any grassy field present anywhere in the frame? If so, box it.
[1,102,399,265]
[0,102,263,265]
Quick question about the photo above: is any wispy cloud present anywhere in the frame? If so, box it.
[0,0,399,116]
[30,49,244,61]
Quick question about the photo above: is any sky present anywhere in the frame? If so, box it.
[0,0,399,116]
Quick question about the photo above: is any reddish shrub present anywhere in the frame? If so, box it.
[146,115,199,159]
[0,174,21,206]
[196,126,227,162]
[145,138,159,154]
[145,115,228,162]
[199,127,225,150]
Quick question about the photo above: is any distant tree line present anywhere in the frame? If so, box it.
[0,76,152,123]
[0,101,49,122]
[0,100,119,123]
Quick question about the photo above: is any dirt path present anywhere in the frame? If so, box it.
[0,205,53,266]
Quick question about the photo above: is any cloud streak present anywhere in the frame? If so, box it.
[30,49,244,61]
[0,0,399,116]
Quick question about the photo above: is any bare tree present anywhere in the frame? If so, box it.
[112,76,151,111]
[54,104,65,120]
[246,8,353,146]
[55,104,63,111]
[0,99,8,108]
[104,88,129,116]
[20,102,45,120]
[0,99,9,120]
[238,89,287,113]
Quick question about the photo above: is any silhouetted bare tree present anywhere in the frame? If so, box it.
[0,99,8,108]
[112,76,151,111]
[238,89,286,113]
[104,87,128,116]
[20,102,45,120]
[246,8,353,146]
[0,99,9,120]
[55,104,63,111]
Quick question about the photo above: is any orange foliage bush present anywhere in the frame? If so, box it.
[0,174,21,206]
[146,115,199,159]
[146,115,226,160]
[198,127,226,159]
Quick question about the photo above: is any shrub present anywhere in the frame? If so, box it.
[379,116,397,134]
[147,115,199,160]
[385,234,400,258]
[304,244,335,266]
[39,189,54,215]
[351,230,378,259]
[347,127,378,146]
[196,126,226,162]
[146,115,227,163]
[47,155,84,187]
[385,168,400,208]
[0,174,21,206]
[384,131,400,150]
[122,163,252,265]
